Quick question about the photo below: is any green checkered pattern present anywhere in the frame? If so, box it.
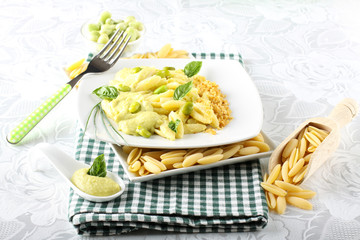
[7,84,71,144]
[68,53,268,236]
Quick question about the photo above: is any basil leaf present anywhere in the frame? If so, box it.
[92,86,118,100]
[87,154,107,177]
[168,119,180,133]
[184,61,202,77]
[173,80,193,100]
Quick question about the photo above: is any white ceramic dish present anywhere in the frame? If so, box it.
[35,143,126,202]
[77,58,263,149]
[110,131,276,182]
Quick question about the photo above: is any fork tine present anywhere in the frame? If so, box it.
[101,30,125,59]
[96,27,123,56]
[108,35,131,66]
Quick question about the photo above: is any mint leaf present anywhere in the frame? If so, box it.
[184,61,202,77]
[173,81,193,100]
[92,86,118,100]
[87,154,107,177]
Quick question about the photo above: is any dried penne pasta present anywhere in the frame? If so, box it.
[293,165,308,183]
[238,146,260,156]
[310,130,325,141]
[281,160,290,183]
[143,150,167,159]
[307,126,329,139]
[276,196,286,214]
[161,156,184,165]
[221,145,241,160]
[173,162,183,168]
[127,44,190,59]
[303,153,312,163]
[250,133,265,142]
[171,49,188,56]
[197,154,223,165]
[66,58,85,72]
[274,180,303,192]
[287,190,316,199]
[138,166,149,176]
[288,147,299,169]
[184,148,205,157]
[69,64,86,79]
[142,156,167,171]
[307,145,317,153]
[304,132,321,147]
[166,51,181,58]
[265,192,272,209]
[298,137,307,159]
[160,150,187,159]
[183,153,203,167]
[288,158,305,177]
[127,148,142,165]
[286,196,313,210]
[263,173,269,182]
[157,43,172,58]
[261,124,328,214]
[297,128,306,142]
[282,139,298,158]
[267,164,281,184]
[128,160,141,172]
[243,140,270,152]
[267,191,277,209]
[203,148,223,157]
[144,161,162,174]
[260,182,287,197]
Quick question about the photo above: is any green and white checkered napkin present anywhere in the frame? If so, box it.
[68,53,268,236]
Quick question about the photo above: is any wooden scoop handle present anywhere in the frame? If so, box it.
[328,98,359,129]
[268,98,358,177]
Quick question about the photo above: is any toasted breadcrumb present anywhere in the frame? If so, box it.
[193,75,233,129]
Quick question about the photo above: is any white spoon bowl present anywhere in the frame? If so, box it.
[35,143,126,202]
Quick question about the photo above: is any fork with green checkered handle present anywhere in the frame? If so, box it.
[7,28,131,144]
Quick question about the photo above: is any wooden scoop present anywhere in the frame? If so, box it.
[268,98,359,182]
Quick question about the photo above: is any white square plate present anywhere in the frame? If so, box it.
[110,131,275,182]
[77,59,263,149]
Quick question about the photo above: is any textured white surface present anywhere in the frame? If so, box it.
[1,0,360,239]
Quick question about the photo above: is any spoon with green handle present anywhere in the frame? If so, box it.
[6,27,130,144]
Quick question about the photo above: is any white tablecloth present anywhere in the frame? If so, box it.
[1,1,360,239]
